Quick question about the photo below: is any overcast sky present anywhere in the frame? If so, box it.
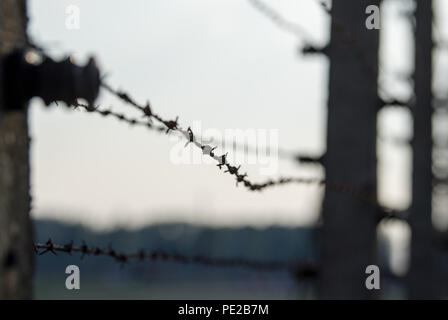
[26,0,436,230]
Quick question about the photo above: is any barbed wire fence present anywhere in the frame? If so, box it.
[2,0,437,298]
[32,1,404,279]
[34,239,318,277]
[27,72,406,279]
[24,46,331,282]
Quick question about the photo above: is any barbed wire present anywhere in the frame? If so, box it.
[72,100,405,166]
[99,82,327,192]
[19,42,404,219]
[23,21,404,220]
[97,82,402,220]
[14,37,399,219]
[72,101,322,165]
[0,2,427,293]
[34,239,318,276]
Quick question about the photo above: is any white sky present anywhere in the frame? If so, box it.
[26,0,442,230]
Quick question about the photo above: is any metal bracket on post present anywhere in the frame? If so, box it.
[0,49,101,114]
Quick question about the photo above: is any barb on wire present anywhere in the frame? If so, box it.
[34,239,317,275]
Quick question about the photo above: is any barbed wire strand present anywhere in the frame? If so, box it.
[72,101,167,133]
[72,101,323,164]
[34,239,318,277]
[97,82,403,220]
[72,100,406,168]
[99,82,326,192]
[72,101,405,171]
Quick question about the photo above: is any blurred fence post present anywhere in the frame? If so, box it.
[408,0,441,299]
[0,0,34,299]
[319,0,380,299]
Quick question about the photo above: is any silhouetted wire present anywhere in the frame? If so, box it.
[34,239,318,276]
[99,82,326,192]
[72,101,321,164]
[9,3,413,282]
[72,101,166,133]
[73,100,406,166]
[98,82,403,220]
